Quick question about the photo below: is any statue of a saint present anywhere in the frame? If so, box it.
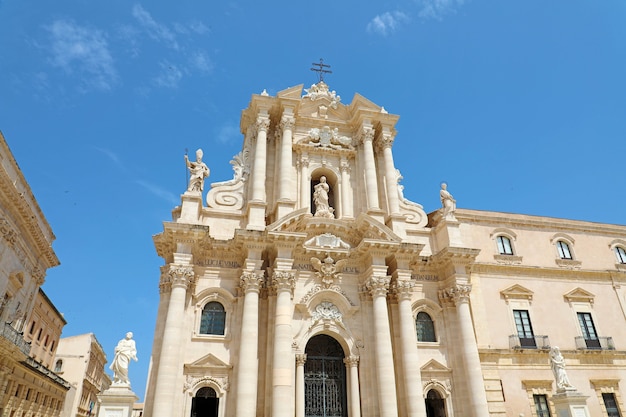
[440,182,456,218]
[313,176,334,218]
[185,149,210,192]
[110,332,138,386]
[550,347,574,392]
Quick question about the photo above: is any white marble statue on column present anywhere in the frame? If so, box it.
[440,182,457,218]
[550,347,575,392]
[185,149,210,192]
[313,176,334,218]
[110,332,138,386]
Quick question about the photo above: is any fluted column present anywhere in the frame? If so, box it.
[344,356,362,417]
[235,271,265,417]
[271,271,296,417]
[360,127,380,210]
[394,281,427,417]
[251,116,270,202]
[339,158,352,218]
[378,133,400,215]
[365,276,398,417]
[279,115,295,201]
[439,284,489,417]
[298,154,310,211]
[295,354,307,417]
[151,265,195,417]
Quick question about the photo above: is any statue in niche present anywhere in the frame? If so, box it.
[440,182,456,218]
[313,176,334,218]
[185,149,210,192]
[550,347,575,392]
[110,332,138,386]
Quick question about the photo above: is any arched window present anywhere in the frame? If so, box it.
[199,302,226,335]
[496,235,514,255]
[416,312,436,342]
[615,247,626,264]
[557,241,573,260]
[54,359,63,373]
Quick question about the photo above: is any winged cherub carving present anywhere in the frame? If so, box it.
[310,253,348,287]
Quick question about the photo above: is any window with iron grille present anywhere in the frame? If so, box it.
[577,312,600,349]
[513,310,536,348]
[416,312,436,342]
[200,302,226,335]
[603,393,622,417]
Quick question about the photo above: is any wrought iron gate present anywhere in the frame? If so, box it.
[304,335,347,417]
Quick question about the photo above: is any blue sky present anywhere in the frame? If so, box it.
[1,0,625,400]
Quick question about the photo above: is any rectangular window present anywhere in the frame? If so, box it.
[534,394,551,417]
[513,310,536,348]
[497,236,514,255]
[603,393,622,417]
[557,241,572,259]
[577,312,600,349]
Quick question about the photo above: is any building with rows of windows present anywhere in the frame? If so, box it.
[143,81,626,417]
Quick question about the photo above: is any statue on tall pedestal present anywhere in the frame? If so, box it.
[185,149,210,192]
[110,332,138,386]
[550,347,575,392]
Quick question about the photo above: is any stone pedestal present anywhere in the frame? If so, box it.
[552,391,590,417]
[179,192,203,223]
[97,385,138,417]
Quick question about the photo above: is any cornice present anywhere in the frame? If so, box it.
[469,262,626,282]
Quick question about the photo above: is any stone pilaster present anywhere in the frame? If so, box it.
[295,354,307,417]
[298,153,310,211]
[377,132,400,215]
[358,126,380,211]
[339,158,352,219]
[344,355,362,417]
[248,115,270,230]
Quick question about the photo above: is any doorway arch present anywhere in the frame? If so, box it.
[304,334,347,417]
[191,387,218,417]
[425,389,447,417]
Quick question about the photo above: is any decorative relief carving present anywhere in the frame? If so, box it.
[184,375,229,394]
[365,276,391,297]
[311,301,343,325]
[376,133,394,151]
[303,82,341,109]
[343,355,359,367]
[300,284,356,306]
[240,271,265,292]
[271,271,295,292]
[311,253,347,287]
[160,264,195,293]
[339,159,351,173]
[256,117,270,133]
[0,218,16,245]
[438,284,471,306]
[304,233,350,249]
[206,147,251,211]
[357,127,375,145]
[280,115,295,131]
[300,126,353,150]
[296,354,307,366]
[392,280,415,300]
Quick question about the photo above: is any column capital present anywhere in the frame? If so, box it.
[438,284,472,306]
[256,116,270,133]
[392,280,415,300]
[356,126,375,145]
[272,270,296,293]
[299,154,310,167]
[343,355,360,367]
[240,271,265,293]
[365,276,391,298]
[339,158,351,173]
[296,354,307,366]
[376,133,395,151]
[160,264,195,293]
[280,115,295,131]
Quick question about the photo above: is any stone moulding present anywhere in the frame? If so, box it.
[206,148,250,211]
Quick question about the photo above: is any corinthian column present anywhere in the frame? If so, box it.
[344,356,362,417]
[235,271,265,417]
[271,271,296,417]
[295,354,307,417]
[378,133,400,215]
[251,116,270,202]
[340,158,352,218]
[279,114,295,201]
[360,127,380,211]
[365,276,398,417]
[298,154,310,211]
[438,284,489,417]
[394,281,427,417]
[151,265,195,417]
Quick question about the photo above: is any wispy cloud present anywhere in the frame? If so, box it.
[135,180,178,204]
[367,11,409,36]
[418,0,465,20]
[131,4,179,50]
[153,61,183,88]
[46,19,117,91]
[216,123,240,144]
[189,50,213,74]
[95,147,123,166]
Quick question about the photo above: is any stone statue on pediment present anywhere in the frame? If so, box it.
[185,149,210,192]
[313,176,334,218]
[440,182,456,218]
[110,332,138,386]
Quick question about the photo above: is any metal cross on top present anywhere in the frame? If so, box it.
[310,58,332,83]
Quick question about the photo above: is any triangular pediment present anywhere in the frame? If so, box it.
[564,287,595,305]
[276,84,303,99]
[421,359,451,373]
[500,284,534,303]
[185,352,231,371]
[348,93,384,113]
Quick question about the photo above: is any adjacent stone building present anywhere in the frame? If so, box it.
[0,131,70,417]
[55,333,109,417]
[143,82,626,417]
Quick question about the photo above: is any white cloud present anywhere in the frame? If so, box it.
[367,11,409,36]
[190,50,213,74]
[135,180,178,204]
[47,20,117,91]
[216,123,240,144]
[94,147,122,165]
[153,61,183,88]
[132,4,179,50]
[418,0,465,20]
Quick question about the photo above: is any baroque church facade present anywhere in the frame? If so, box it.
[143,81,626,417]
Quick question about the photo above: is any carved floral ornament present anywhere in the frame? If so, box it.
[160,265,195,293]
[240,271,265,292]
[303,82,341,109]
[206,147,251,211]
[438,284,472,306]
[392,280,416,299]
[184,375,229,394]
[310,253,347,287]
[311,301,343,324]
[255,116,270,133]
[364,276,391,297]
[272,270,296,292]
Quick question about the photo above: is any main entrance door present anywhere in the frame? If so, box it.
[304,335,347,417]
[191,387,218,417]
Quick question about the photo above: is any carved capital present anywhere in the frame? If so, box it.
[167,264,195,289]
[438,284,472,306]
[280,115,295,131]
[377,133,394,150]
[344,355,360,367]
[357,127,375,145]
[339,159,351,173]
[299,154,310,167]
[296,354,307,366]
[256,117,270,134]
[240,271,265,293]
[392,280,415,300]
[0,219,16,246]
[365,276,391,298]
[272,270,296,292]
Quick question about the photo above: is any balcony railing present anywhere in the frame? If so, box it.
[1,321,31,356]
[509,334,550,350]
[575,336,615,350]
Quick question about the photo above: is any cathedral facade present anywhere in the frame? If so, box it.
[143,82,626,417]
